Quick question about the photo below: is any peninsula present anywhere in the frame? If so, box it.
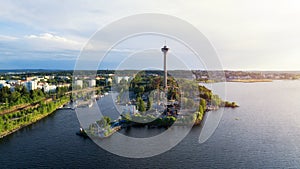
[84,70,238,138]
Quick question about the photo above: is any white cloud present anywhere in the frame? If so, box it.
[24,33,84,51]
[25,33,80,45]
[0,34,18,41]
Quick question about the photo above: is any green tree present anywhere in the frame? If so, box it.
[103,116,111,125]
[136,97,146,112]
[0,117,4,132]
[96,116,111,128]
[9,91,21,104]
[200,98,207,111]
[147,97,153,111]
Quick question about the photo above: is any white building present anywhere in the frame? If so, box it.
[58,76,70,80]
[0,80,11,89]
[120,105,137,116]
[74,80,83,88]
[43,84,57,93]
[88,79,96,87]
[7,80,20,85]
[37,84,43,90]
[44,76,55,79]
[106,78,112,85]
[24,81,37,91]
[0,80,6,88]
[57,84,70,88]
[115,76,131,84]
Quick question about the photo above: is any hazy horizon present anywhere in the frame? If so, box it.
[0,68,300,72]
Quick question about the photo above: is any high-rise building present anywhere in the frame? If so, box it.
[24,81,37,91]
[88,79,96,87]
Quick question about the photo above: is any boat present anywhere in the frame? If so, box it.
[88,101,93,108]
[76,128,89,138]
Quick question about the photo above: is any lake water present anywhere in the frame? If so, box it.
[1,80,300,168]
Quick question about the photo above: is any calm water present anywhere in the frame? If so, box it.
[1,80,300,168]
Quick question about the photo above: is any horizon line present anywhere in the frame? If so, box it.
[0,68,300,72]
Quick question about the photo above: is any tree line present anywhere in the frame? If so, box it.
[0,86,70,110]
[0,96,69,136]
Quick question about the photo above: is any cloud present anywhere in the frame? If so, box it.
[25,33,78,44]
[0,0,300,70]
[0,32,81,64]
[0,34,18,41]
[24,33,84,51]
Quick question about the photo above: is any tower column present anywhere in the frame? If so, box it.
[161,45,169,93]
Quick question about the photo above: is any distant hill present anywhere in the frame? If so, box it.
[0,69,71,74]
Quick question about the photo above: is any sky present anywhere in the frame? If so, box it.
[0,0,300,70]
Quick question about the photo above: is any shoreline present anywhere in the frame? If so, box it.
[227,79,273,83]
[87,126,121,139]
[0,100,69,138]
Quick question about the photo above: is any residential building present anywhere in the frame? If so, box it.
[120,105,137,116]
[106,78,112,85]
[74,80,83,88]
[115,76,131,84]
[0,81,11,89]
[23,81,37,91]
[88,79,96,87]
[43,84,57,92]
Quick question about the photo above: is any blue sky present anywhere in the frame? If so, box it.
[0,0,300,70]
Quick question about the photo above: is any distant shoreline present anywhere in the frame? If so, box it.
[227,79,273,83]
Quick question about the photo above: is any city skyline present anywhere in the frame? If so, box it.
[1,0,300,70]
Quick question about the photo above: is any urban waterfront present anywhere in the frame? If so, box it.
[1,80,300,168]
